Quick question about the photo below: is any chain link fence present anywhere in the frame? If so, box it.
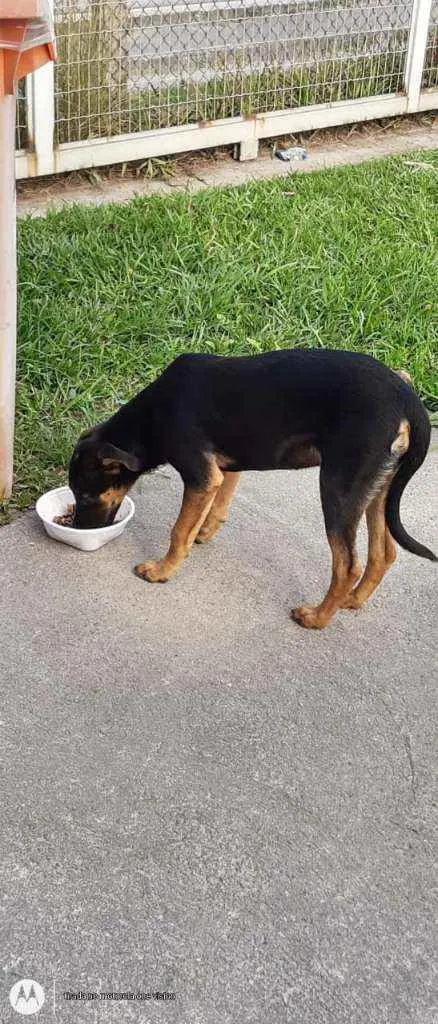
[15,81,28,151]
[423,0,438,85]
[15,0,438,177]
[52,0,417,143]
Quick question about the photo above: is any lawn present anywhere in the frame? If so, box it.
[3,152,437,524]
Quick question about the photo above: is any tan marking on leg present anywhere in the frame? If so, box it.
[391,419,410,456]
[342,483,397,610]
[385,525,397,566]
[135,460,223,583]
[195,471,241,544]
[292,535,362,630]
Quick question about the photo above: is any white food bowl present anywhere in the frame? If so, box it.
[36,485,135,551]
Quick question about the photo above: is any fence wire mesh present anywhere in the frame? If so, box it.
[15,81,28,151]
[423,1,438,87]
[53,0,416,144]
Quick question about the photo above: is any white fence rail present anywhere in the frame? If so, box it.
[15,0,438,178]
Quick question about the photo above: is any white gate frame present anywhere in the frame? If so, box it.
[16,0,437,179]
[404,0,435,110]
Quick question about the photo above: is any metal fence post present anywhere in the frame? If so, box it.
[234,139,259,162]
[404,0,434,111]
[0,93,17,501]
[14,0,438,181]
[25,0,55,175]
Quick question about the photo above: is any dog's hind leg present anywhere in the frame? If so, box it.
[291,451,378,629]
[341,420,410,610]
[135,459,223,583]
[292,530,362,630]
[195,471,241,544]
[341,481,397,610]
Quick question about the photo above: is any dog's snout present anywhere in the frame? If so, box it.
[74,500,114,530]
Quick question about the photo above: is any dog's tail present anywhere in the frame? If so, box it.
[385,390,437,561]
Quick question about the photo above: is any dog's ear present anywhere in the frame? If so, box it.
[99,443,142,473]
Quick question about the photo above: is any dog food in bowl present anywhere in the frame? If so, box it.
[36,485,135,551]
[53,503,75,527]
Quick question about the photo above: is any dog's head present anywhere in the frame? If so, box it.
[68,427,142,528]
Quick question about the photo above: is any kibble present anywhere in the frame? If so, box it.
[53,503,75,527]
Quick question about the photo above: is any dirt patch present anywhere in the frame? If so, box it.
[16,113,438,219]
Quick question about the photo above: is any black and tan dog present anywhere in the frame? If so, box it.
[68,349,436,629]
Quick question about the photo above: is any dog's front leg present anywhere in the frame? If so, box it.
[135,464,223,583]
[195,471,241,544]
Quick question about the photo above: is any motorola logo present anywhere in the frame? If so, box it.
[9,979,45,1016]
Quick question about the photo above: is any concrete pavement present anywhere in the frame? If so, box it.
[1,439,437,1023]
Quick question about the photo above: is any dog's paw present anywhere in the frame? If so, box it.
[291,605,328,630]
[134,560,172,583]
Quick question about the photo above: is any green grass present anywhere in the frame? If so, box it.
[3,152,437,524]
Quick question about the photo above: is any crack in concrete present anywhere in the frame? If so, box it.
[403,733,417,799]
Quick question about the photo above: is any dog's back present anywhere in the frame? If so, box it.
[156,349,419,470]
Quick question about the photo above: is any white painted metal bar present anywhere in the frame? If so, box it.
[404,0,434,111]
[235,138,259,162]
[24,75,34,148]
[255,95,412,138]
[24,0,55,176]
[12,0,438,183]
[0,94,17,501]
[25,60,55,176]
[16,91,429,179]
[417,85,438,108]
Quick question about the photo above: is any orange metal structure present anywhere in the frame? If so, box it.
[0,0,55,499]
